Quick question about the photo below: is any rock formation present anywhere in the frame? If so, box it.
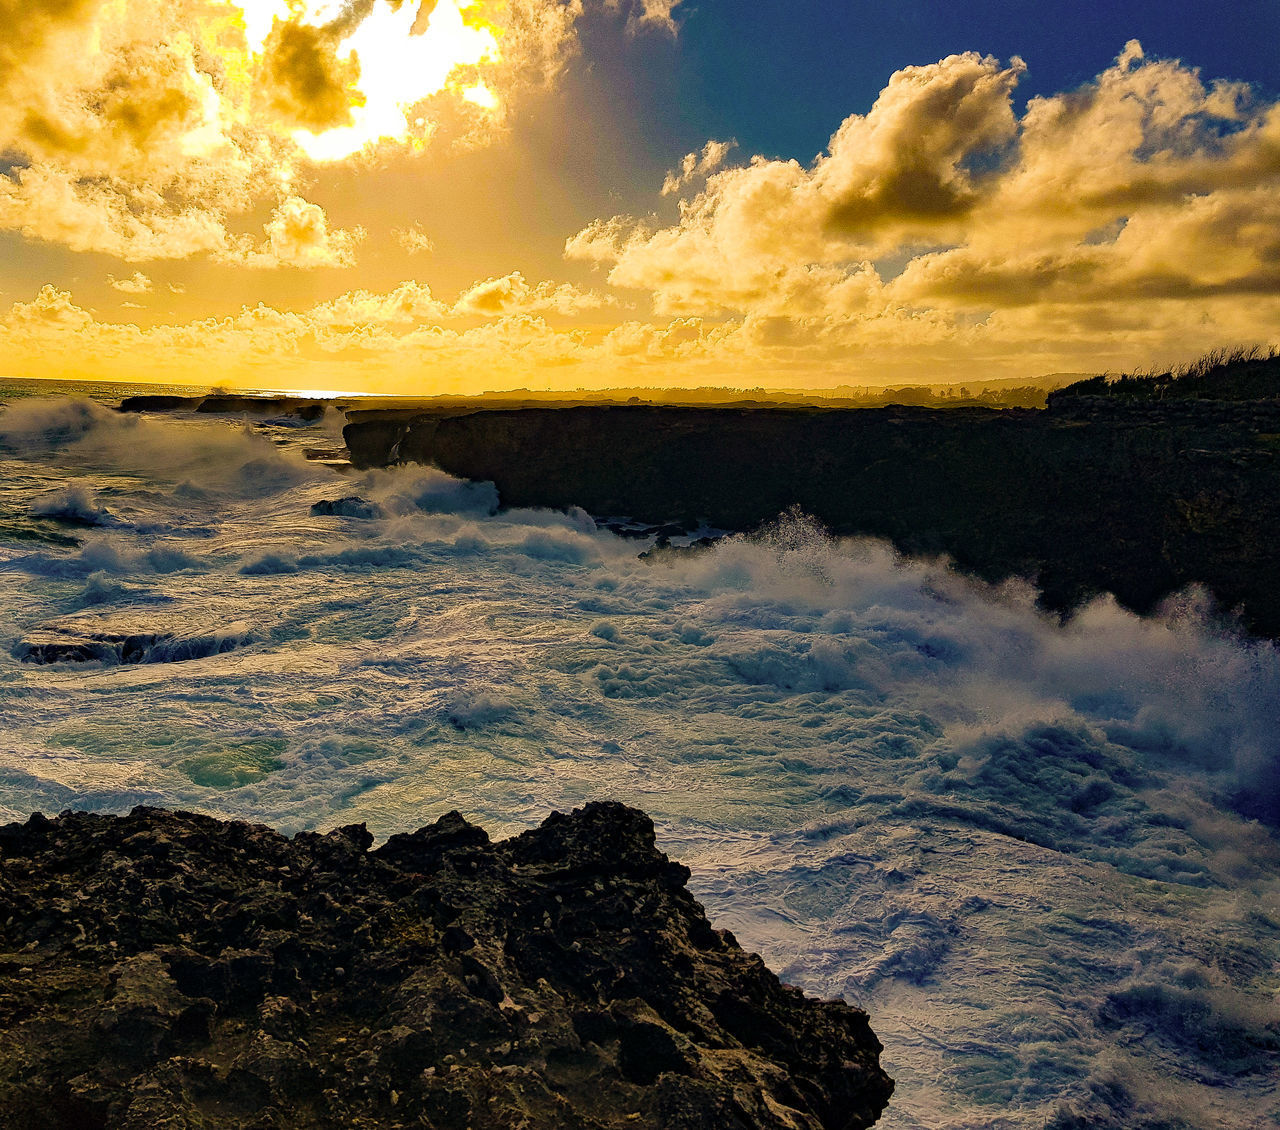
[0,802,893,1128]
[343,400,1280,638]
[117,396,333,420]
[12,612,254,666]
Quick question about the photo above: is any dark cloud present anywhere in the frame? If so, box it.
[257,18,365,133]
[820,53,1024,234]
[0,0,100,85]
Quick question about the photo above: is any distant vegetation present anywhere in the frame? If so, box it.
[5,372,1083,413]
[354,374,1083,413]
[1050,346,1280,404]
[748,381,1070,410]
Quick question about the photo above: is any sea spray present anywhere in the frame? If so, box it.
[0,400,1276,1129]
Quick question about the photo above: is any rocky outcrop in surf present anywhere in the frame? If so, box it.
[0,802,893,1128]
[13,611,254,665]
[117,395,333,420]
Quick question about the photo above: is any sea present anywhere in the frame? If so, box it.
[0,384,1277,1129]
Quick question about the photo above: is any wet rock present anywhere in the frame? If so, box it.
[197,397,327,420]
[309,496,384,520]
[639,536,719,562]
[13,611,254,665]
[117,395,338,421]
[116,395,206,412]
[0,803,893,1128]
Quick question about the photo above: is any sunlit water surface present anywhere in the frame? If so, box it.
[0,397,1277,1129]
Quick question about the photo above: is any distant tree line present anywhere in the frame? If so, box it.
[572,383,1061,410]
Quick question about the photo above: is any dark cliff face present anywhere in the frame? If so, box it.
[0,803,892,1129]
[344,402,1280,638]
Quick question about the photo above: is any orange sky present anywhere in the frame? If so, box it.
[2,1,1279,394]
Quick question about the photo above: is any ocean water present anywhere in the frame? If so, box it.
[0,396,1277,1128]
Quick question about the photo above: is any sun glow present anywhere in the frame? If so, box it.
[462,82,499,109]
[238,0,291,53]
[234,0,502,162]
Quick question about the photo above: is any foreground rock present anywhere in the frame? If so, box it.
[0,802,893,1128]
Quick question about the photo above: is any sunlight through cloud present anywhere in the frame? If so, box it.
[271,0,502,161]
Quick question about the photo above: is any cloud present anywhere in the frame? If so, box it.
[662,139,734,196]
[308,282,447,328]
[108,272,154,295]
[0,1,273,261]
[0,0,651,264]
[6,284,93,331]
[255,16,365,133]
[567,43,1280,367]
[0,163,247,263]
[394,225,436,254]
[568,50,1027,312]
[256,195,363,269]
[815,52,1024,240]
[604,0,683,35]
[0,274,617,391]
[452,271,609,316]
[4,269,1276,397]
[886,44,1280,310]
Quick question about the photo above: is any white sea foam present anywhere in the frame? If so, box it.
[28,482,117,526]
[0,400,1276,1129]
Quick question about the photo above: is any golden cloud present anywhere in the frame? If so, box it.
[109,272,155,295]
[394,224,437,254]
[256,17,366,133]
[569,42,1280,356]
[0,0,626,264]
[10,268,1279,395]
[256,196,365,269]
[7,284,95,332]
[7,35,1280,390]
[308,282,447,328]
[453,271,609,315]
[662,139,734,196]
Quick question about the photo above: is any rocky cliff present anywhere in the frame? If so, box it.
[343,401,1280,638]
[0,802,892,1129]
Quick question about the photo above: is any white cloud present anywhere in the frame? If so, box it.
[453,270,609,316]
[394,225,436,255]
[109,272,153,295]
[565,43,1280,368]
[662,139,735,196]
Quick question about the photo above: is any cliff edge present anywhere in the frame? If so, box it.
[343,401,1280,638]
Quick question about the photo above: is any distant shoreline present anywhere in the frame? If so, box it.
[1,372,1085,414]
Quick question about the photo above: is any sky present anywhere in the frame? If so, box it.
[2,0,1280,394]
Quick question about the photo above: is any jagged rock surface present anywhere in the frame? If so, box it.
[0,803,893,1129]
